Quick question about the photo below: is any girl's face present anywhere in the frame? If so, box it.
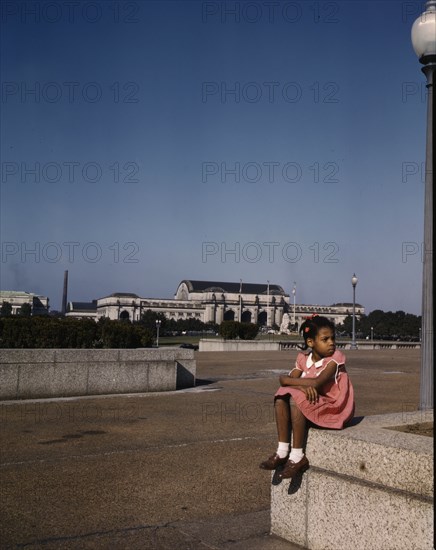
[308,327,336,361]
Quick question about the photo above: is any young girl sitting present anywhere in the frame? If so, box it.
[260,315,355,480]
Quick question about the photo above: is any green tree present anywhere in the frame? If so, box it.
[219,321,240,339]
[238,323,259,340]
[140,310,167,333]
[337,310,422,340]
[1,301,12,317]
[337,315,352,336]
[218,321,259,340]
[0,316,154,349]
[19,303,32,317]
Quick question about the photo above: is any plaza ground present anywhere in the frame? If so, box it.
[0,349,424,549]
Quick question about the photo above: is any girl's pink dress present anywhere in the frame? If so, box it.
[274,350,354,429]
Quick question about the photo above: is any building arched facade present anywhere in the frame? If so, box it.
[86,281,364,328]
[174,280,287,326]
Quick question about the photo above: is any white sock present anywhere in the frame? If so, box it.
[288,448,304,463]
[276,442,290,458]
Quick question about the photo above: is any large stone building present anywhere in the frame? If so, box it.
[174,280,287,326]
[0,290,49,315]
[65,280,364,328]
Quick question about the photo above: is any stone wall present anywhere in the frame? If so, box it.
[0,348,196,400]
[199,339,280,352]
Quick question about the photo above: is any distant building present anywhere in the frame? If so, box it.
[0,290,49,315]
[293,302,365,328]
[174,280,287,326]
[65,300,97,319]
[64,280,364,328]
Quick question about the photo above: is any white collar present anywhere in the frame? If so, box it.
[307,353,324,369]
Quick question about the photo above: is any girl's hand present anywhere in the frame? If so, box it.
[303,386,319,404]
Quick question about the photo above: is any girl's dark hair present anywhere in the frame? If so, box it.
[299,315,335,350]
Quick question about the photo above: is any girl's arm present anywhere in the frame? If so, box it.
[279,360,339,402]
[288,367,303,378]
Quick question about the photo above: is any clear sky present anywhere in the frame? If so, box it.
[0,0,429,314]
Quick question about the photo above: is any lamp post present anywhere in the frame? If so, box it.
[155,319,161,348]
[239,279,242,323]
[292,282,296,329]
[351,274,358,350]
[411,1,435,410]
[371,326,374,342]
[267,280,270,328]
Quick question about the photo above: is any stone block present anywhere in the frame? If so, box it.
[272,468,433,550]
[199,339,280,352]
[271,411,434,549]
[118,349,159,361]
[18,362,88,399]
[54,349,119,363]
[117,347,193,362]
[303,413,433,497]
[0,349,56,364]
[0,364,19,400]
[87,362,150,395]
[148,361,176,392]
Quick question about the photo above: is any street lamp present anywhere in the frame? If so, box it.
[155,319,161,348]
[370,326,374,342]
[411,0,435,410]
[350,274,358,350]
[239,279,242,323]
[292,282,296,328]
[267,280,270,328]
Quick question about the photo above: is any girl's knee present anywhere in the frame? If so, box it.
[274,395,290,407]
[274,395,291,403]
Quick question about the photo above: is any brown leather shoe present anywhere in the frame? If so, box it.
[259,453,289,470]
[278,455,309,479]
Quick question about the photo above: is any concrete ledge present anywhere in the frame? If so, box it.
[0,348,196,400]
[199,339,280,351]
[271,411,434,550]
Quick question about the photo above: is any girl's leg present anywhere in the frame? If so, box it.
[274,395,291,443]
[290,399,307,449]
[278,401,309,479]
[259,396,291,469]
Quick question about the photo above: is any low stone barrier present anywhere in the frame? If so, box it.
[199,339,421,352]
[280,341,421,350]
[0,348,196,400]
[271,410,433,550]
[199,339,280,351]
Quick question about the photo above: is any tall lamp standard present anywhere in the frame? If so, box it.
[267,280,270,328]
[292,282,296,329]
[239,279,242,323]
[155,319,161,348]
[411,1,435,410]
[350,274,358,350]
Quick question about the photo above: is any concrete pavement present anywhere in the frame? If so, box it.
[0,349,422,549]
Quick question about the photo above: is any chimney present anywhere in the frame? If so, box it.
[61,270,68,314]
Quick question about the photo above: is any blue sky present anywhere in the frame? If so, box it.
[0,0,429,314]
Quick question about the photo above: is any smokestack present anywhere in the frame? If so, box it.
[61,270,68,315]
